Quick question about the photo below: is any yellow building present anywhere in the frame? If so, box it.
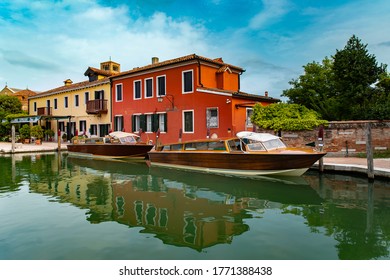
[28,61,120,140]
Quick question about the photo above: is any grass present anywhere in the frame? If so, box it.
[355,150,390,158]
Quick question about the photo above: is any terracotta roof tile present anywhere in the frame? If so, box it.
[112,54,245,79]
[30,78,110,99]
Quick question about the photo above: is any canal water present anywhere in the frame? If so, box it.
[0,153,389,260]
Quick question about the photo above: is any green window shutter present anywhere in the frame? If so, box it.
[152,114,159,132]
[164,113,168,132]
[140,114,146,132]
[131,115,135,132]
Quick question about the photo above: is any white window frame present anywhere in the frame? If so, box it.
[156,75,166,97]
[182,70,194,94]
[182,110,194,133]
[144,78,153,99]
[133,114,141,132]
[116,83,123,102]
[159,113,166,132]
[246,108,253,127]
[114,115,124,131]
[134,80,142,100]
[206,107,219,128]
[146,114,152,133]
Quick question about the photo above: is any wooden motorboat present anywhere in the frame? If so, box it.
[147,131,326,176]
[67,131,154,159]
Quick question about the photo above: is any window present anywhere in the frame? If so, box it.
[64,96,68,108]
[90,124,97,136]
[183,110,194,133]
[54,98,57,110]
[157,75,166,97]
[116,84,123,102]
[84,92,89,104]
[134,80,141,99]
[114,116,124,131]
[182,70,193,93]
[146,114,152,132]
[33,102,37,112]
[206,108,218,128]
[145,78,153,98]
[75,95,79,107]
[58,122,65,132]
[79,120,86,134]
[159,114,166,132]
[246,108,253,127]
[132,113,167,133]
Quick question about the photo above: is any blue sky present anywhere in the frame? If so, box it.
[1,0,389,99]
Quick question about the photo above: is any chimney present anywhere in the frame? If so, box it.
[265,91,268,97]
[64,79,73,86]
[152,57,159,64]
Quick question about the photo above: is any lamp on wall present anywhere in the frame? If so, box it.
[157,94,175,110]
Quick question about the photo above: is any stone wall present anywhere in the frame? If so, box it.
[256,120,390,156]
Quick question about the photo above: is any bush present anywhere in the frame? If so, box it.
[30,125,44,139]
[19,124,31,140]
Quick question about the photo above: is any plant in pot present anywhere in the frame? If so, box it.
[61,133,67,143]
[19,124,31,143]
[44,129,55,141]
[31,125,44,145]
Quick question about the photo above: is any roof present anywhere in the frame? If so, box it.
[233,91,280,103]
[236,131,280,142]
[84,67,116,77]
[30,78,110,99]
[111,54,245,79]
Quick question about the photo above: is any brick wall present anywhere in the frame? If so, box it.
[256,120,390,155]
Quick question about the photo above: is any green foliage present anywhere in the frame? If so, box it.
[282,35,389,120]
[44,129,55,137]
[251,103,328,131]
[0,95,22,120]
[19,124,31,140]
[30,125,44,139]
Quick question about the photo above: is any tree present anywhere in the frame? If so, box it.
[282,35,388,120]
[251,103,328,132]
[281,57,338,120]
[0,95,23,120]
[332,35,387,120]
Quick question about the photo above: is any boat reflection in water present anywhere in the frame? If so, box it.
[8,154,388,259]
[30,156,321,251]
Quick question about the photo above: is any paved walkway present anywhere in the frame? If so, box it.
[1,141,389,178]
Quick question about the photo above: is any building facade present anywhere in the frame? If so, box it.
[28,61,120,140]
[0,85,37,111]
[110,54,279,144]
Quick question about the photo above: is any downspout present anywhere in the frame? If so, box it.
[195,55,204,87]
[109,77,113,131]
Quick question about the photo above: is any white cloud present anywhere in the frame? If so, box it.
[248,0,291,30]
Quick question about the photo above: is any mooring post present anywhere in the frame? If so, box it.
[318,125,324,172]
[366,122,374,179]
[11,125,15,154]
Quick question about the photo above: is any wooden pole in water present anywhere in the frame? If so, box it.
[11,125,15,154]
[365,122,374,179]
[318,125,324,172]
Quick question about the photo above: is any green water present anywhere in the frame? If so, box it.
[0,153,389,260]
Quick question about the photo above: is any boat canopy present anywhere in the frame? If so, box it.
[236,131,280,142]
[109,131,139,138]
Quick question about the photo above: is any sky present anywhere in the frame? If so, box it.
[1,0,390,100]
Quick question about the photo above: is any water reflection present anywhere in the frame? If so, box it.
[1,154,390,259]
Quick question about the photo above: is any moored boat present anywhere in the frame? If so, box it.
[67,131,154,159]
[147,131,326,176]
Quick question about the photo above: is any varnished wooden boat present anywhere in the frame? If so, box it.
[147,131,326,176]
[67,131,154,159]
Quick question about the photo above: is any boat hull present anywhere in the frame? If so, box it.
[147,151,326,177]
[67,143,154,159]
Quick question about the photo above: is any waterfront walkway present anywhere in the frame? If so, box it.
[1,141,389,178]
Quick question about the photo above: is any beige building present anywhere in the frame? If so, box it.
[28,61,120,140]
[0,85,37,111]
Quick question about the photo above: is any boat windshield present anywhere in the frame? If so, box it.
[262,138,286,150]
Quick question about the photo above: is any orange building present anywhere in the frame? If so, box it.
[111,54,279,144]
[0,85,37,111]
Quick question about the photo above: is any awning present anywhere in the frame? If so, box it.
[9,115,73,124]
[11,116,41,123]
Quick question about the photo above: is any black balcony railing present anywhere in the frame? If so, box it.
[86,99,108,114]
[37,107,52,116]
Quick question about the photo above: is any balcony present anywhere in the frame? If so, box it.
[37,107,52,116]
[86,99,108,114]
